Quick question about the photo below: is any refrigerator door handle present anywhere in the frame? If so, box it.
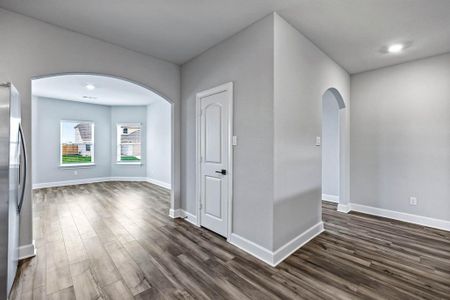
[18,123,27,214]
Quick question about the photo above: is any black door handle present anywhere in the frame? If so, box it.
[215,169,227,175]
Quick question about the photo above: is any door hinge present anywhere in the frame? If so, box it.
[199,202,203,210]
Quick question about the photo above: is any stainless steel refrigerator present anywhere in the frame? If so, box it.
[0,83,26,299]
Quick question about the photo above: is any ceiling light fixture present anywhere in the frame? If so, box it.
[85,84,96,90]
[387,43,404,54]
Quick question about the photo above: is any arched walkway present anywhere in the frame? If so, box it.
[321,87,349,211]
[31,72,176,215]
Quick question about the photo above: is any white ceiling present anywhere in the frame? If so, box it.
[32,74,165,106]
[277,0,450,73]
[1,0,450,73]
[0,0,293,64]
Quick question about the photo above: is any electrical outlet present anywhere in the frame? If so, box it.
[74,170,78,175]
[409,197,417,206]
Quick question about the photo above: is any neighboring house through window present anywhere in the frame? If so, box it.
[117,123,142,162]
[60,120,95,165]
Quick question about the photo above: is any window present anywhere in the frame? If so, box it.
[60,120,94,165]
[117,123,141,162]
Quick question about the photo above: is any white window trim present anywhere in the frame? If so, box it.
[60,120,95,167]
[116,122,142,165]
[116,161,142,165]
[59,163,96,168]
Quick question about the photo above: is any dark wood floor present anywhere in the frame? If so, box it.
[10,182,450,299]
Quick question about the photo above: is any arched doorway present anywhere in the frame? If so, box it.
[30,72,176,217]
[321,88,348,210]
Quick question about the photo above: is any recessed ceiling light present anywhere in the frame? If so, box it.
[82,95,97,99]
[85,84,95,90]
[387,44,404,54]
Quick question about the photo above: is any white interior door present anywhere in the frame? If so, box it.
[197,83,232,237]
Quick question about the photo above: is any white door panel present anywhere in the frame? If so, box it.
[204,104,222,163]
[197,83,232,238]
[204,176,222,219]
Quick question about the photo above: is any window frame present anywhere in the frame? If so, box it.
[116,122,142,165]
[59,120,95,167]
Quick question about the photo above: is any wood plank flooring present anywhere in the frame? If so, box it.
[10,182,450,299]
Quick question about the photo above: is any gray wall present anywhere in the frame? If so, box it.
[32,97,111,184]
[351,53,450,221]
[147,100,172,187]
[181,14,275,249]
[32,98,150,183]
[110,106,147,177]
[0,8,180,247]
[181,13,351,251]
[273,14,350,249]
[322,91,340,198]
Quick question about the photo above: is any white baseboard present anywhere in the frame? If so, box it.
[228,233,274,266]
[146,178,171,190]
[322,194,339,203]
[169,208,182,218]
[179,210,199,226]
[229,222,324,267]
[32,177,110,189]
[349,203,450,232]
[33,176,171,190]
[337,203,351,213]
[19,240,36,260]
[169,208,199,226]
[272,222,324,265]
[109,176,148,182]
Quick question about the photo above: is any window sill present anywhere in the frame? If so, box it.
[59,163,96,169]
[116,161,143,165]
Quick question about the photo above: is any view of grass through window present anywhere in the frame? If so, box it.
[61,121,94,164]
[118,124,141,162]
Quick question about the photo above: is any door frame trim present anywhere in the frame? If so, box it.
[195,82,233,238]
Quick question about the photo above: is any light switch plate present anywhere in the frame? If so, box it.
[316,136,321,146]
[232,136,238,146]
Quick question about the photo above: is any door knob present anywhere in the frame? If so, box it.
[215,169,227,175]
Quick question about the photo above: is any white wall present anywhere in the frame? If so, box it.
[322,91,340,199]
[273,14,350,250]
[110,106,147,178]
[147,100,172,188]
[181,14,275,249]
[0,8,180,248]
[351,53,450,222]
